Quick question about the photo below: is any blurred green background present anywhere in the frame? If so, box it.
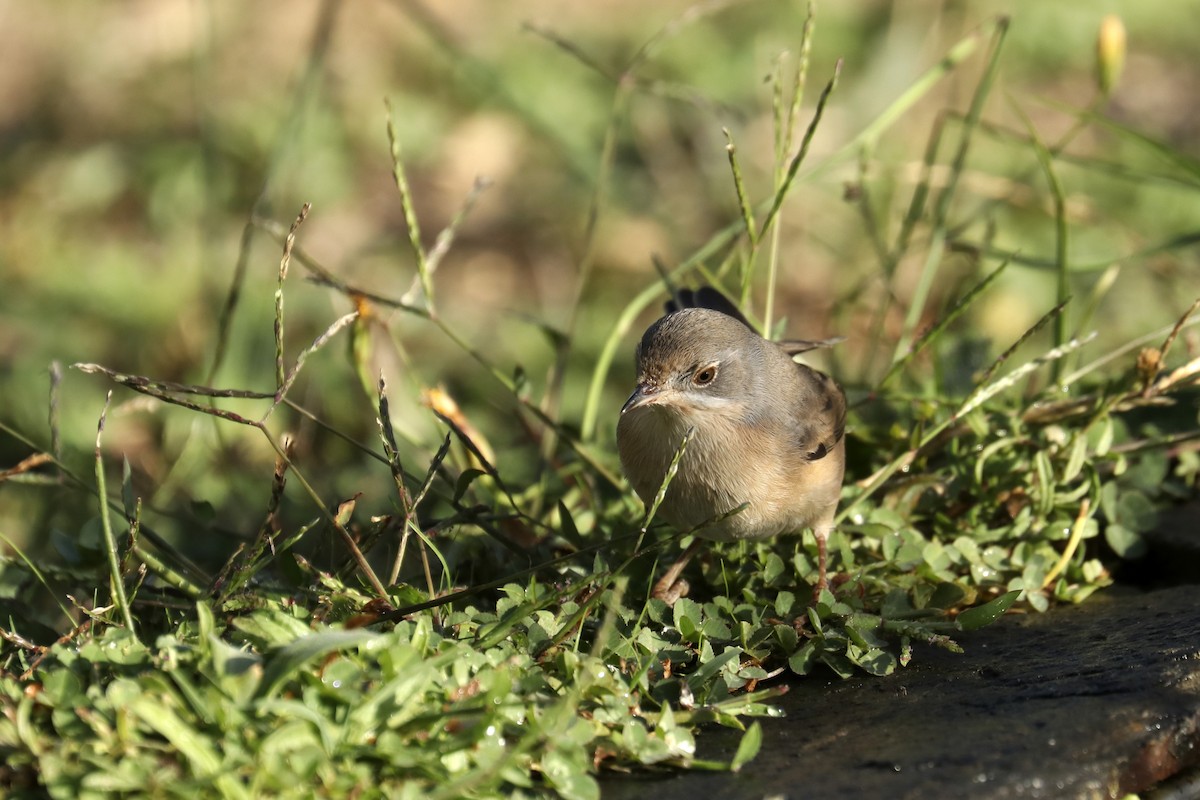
[1,0,1197,566]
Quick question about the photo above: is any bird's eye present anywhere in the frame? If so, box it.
[693,365,718,386]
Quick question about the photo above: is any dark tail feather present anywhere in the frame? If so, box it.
[667,285,845,354]
[666,287,753,328]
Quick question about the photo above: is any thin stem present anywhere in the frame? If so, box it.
[1010,95,1070,379]
[274,204,310,392]
[93,393,136,635]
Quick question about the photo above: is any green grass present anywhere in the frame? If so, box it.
[2,3,1200,798]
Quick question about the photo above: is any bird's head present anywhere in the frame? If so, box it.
[621,308,763,420]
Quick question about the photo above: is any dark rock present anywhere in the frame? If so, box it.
[601,584,1200,799]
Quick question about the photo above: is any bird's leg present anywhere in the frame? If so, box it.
[811,524,831,605]
[651,539,704,605]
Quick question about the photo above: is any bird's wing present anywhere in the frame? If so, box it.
[779,336,846,355]
[791,364,846,462]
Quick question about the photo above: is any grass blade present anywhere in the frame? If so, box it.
[92,393,135,636]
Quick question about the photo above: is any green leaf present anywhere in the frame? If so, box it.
[541,747,600,800]
[1105,522,1147,559]
[1091,414,1114,455]
[78,627,148,666]
[40,667,84,706]
[254,629,379,700]
[880,588,913,619]
[762,552,785,584]
[126,696,233,788]
[957,590,1021,631]
[774,590,796,618]
[121,457,136,519]
[687,646,742,694]
[1034,450,1055,516]
[700,615,732,640]
[206,646,261,712]
[928,582,966,609]
[673,597,703,642]
[233,609,312,649]
[1062,433,1087,483]
[557,499,585,548]
[819,649,856,679]
[1116,490,1158,533]
[453,468,487,503]
[849,647,897,676]
[845,614,887,650]
[730,721,762,772]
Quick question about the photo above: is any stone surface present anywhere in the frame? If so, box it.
[602,584,1200,800]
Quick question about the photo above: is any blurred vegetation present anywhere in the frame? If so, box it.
[2,1,1199,548]
[1,1,1199,796]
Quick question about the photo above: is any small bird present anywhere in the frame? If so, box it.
[616,287,846,603]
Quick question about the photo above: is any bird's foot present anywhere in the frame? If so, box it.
[810,581,827,607]
[651,576,690,606]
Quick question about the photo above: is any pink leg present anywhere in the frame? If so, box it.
[811,526,830,604]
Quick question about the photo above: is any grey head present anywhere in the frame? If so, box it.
[620,308,772,419]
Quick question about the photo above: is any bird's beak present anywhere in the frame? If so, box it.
[621,383,660,414]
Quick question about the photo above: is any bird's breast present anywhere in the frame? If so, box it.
[617,405,837,542]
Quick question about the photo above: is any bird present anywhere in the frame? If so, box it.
[616,287,846,604]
